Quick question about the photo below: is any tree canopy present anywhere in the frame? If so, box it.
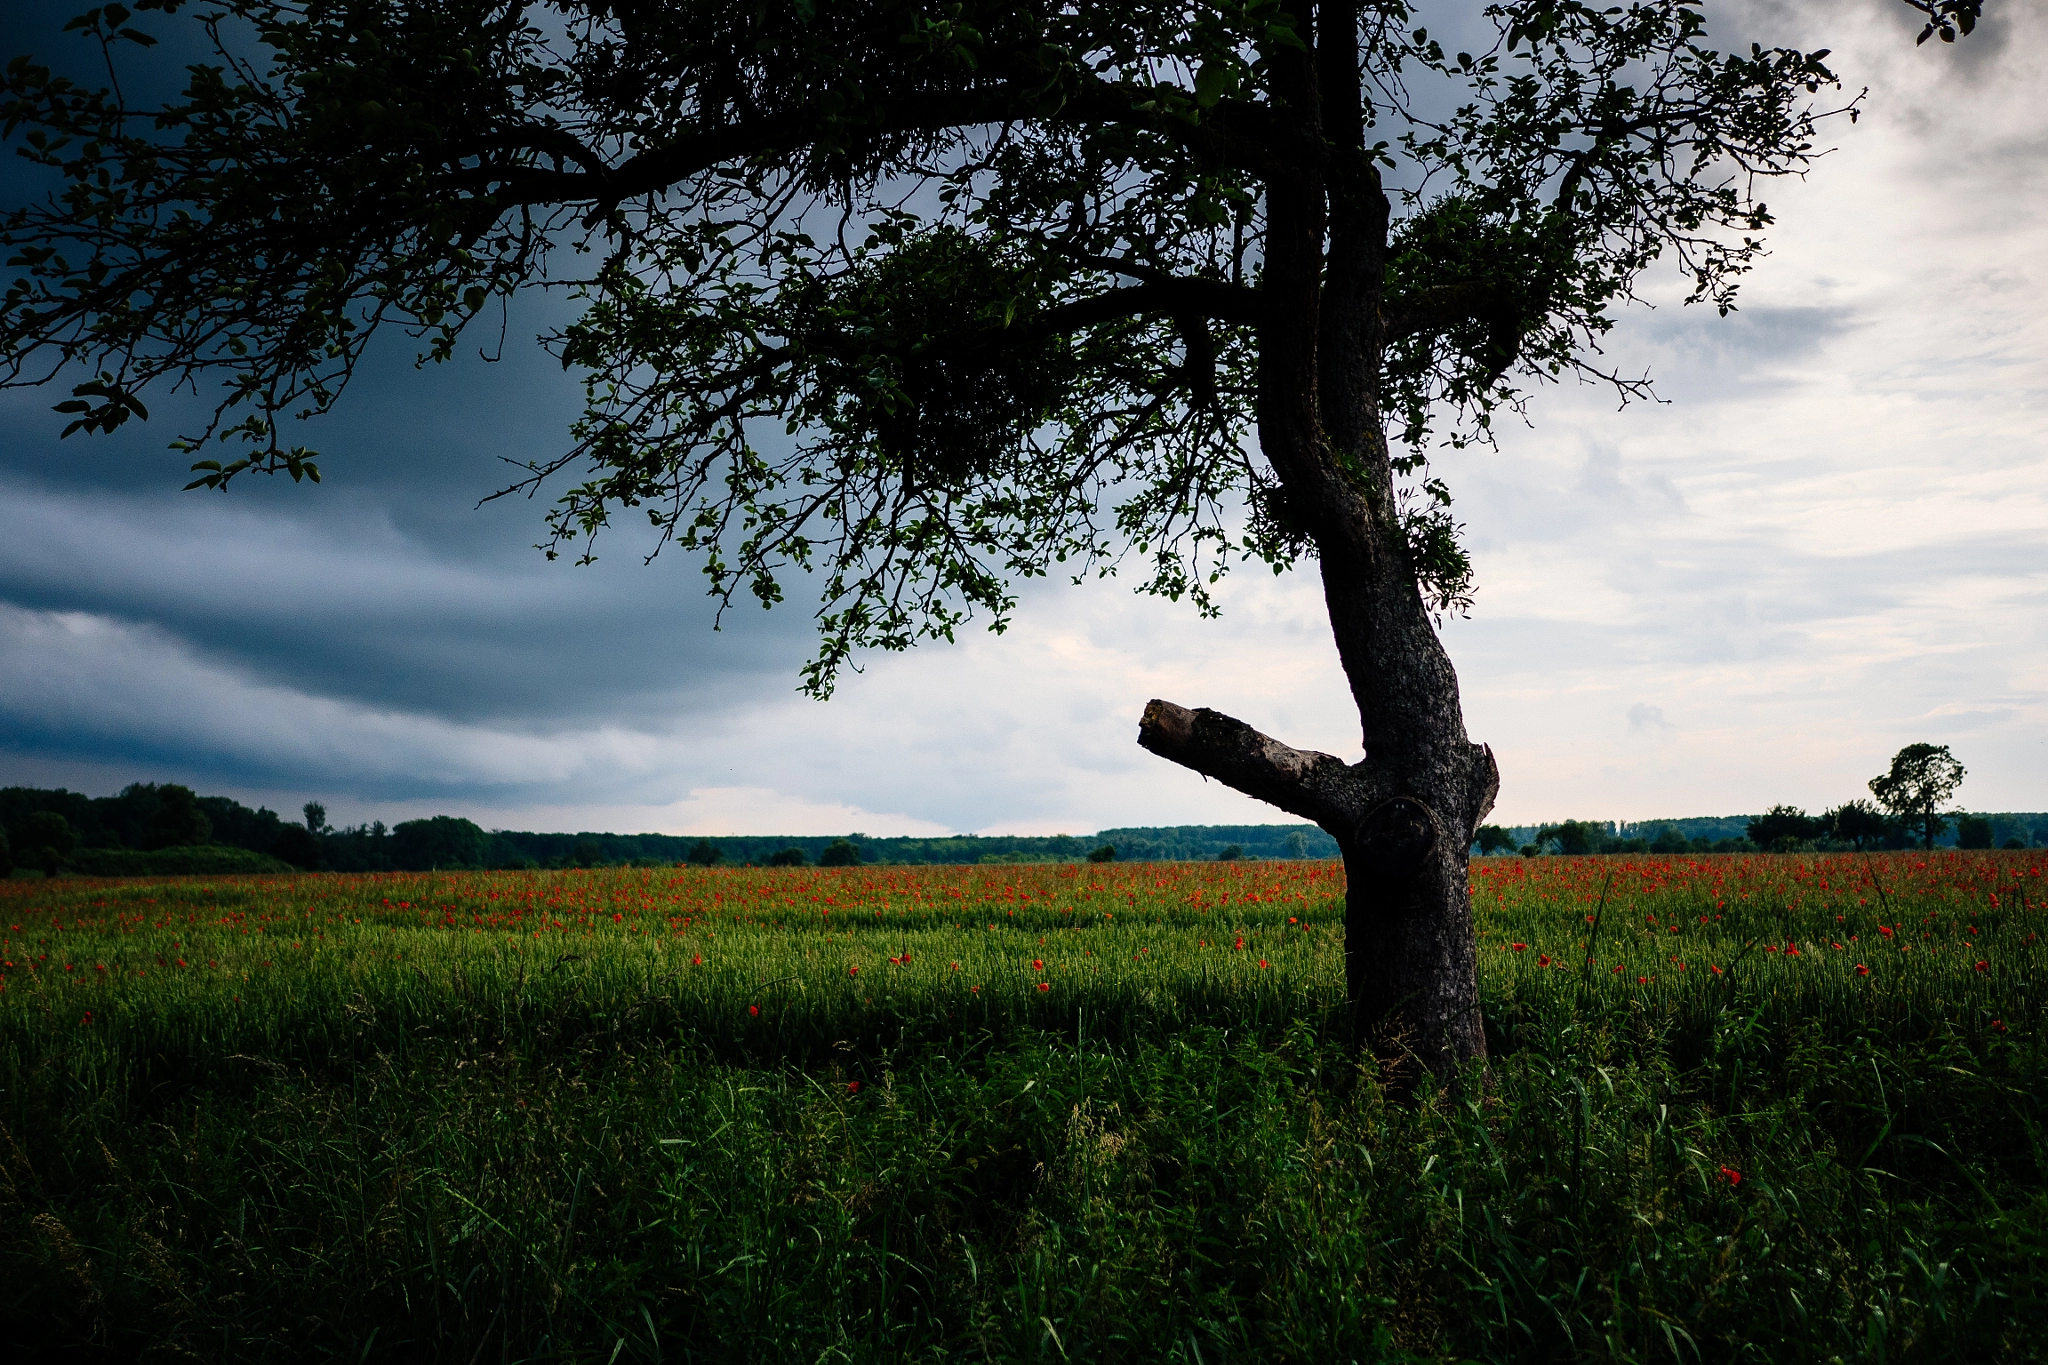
[1869,742,1966,851]
[3,0,1854,692]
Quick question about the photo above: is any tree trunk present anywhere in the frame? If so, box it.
[1135,8,1499,1085]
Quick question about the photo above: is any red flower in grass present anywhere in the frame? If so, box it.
[1855,963,1870,976]
[1721,1166,1742,1186]
[1031,959,1043,971]
[1258,959,1269,969]
[1510,942,1527,952]
[1991,1019,2008,1032]
[692,954,703,966]
[1536,954,1553,968]
[848,964,860,977]
[847,1081,861,1094]
[1974,960,1988,973]
[748,1004,760,1017]
[1037,982,1050,992]
[80,1011,93,1025]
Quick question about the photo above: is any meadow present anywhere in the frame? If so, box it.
[0,852,2041,1362]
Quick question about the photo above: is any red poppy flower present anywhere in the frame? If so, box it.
[1974,959,1988,973]
[1855,963,1869,976]
[848,964,859,977]
[748,1004,759,1017]
[1032,959,1043,970]
[1510,942,1527,952]
[1037,982,1050,992]
[1536,953,1552,967]
[1991,1019,2007,1032]
[847,1081,861,1094]
[1258,959,1269,968]
[1721,1166,1742,1186]
[692,954,703,966]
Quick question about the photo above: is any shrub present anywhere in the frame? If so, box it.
[766,848,807,867]
[1087,844,1116,863]
[818,838,861,867]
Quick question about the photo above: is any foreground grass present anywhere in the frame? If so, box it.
[1,854,2043,1361]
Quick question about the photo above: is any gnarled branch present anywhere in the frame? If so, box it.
[1136,699,1388,836]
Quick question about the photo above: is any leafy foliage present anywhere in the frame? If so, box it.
[3,1,1851,691]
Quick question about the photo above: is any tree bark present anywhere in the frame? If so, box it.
[1135,5,1501,1085]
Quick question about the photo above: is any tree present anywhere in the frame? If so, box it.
[1746,804,1825,851]
[819,839,863,868]
[1868,744,1965,851]
[21,810,78,876]
[0,2,1856,1080]
[766,846,808,867]
[1824,799,1891,851]
[686,838,723,867]
[1536,820,1601,856]
[0,823,12,879]
[144,783,214,849]
[303,801,329,835]
[1646,825,1689,854]
[390,815,492,870]
[1955,815,1992,850]
[1087,844,1117,864]
[271,823,323,869]
[1473,825,1514,856]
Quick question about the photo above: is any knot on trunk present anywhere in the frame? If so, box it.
[1356,796,1438,879]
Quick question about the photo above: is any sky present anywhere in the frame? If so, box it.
[1,1,2042,837]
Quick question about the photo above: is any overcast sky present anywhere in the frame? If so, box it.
[1,1,2042,836]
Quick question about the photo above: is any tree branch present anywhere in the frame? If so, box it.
[1136,699,1387,835]
[1006,279,1265,342]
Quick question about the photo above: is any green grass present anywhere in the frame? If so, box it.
[1,853,2042,1361]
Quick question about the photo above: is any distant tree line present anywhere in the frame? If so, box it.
[6,748,2029,878]
[1,786,1344,877]
[1472,744,2043,858]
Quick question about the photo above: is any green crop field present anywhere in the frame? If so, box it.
[2,852,2042,1362]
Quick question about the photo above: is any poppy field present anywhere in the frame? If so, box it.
[2,852,2043,1361]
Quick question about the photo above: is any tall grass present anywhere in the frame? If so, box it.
[1,853,2041,1361]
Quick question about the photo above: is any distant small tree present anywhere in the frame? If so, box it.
[1647,826,1690,855]
[1869,744,1966,851]
[685,839,723,868]
[271,824,322,870]
[1474,826,1515,856]
[1536,821,1599,857]
[21,810,78,876]
[1087,845,1117,864]
[1825,800,1892,851]
[302,801,329,835]
[145,784,213,849]
[390,816,491,871]
[573,836,608,868]
[1217,844,1244,862]
[1956,816,1993,851]
[0,824,12,878]
[1283,832,1309,860]
[766,847,807,867]
[819,839,862,868]
[1747,805,1825,852]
